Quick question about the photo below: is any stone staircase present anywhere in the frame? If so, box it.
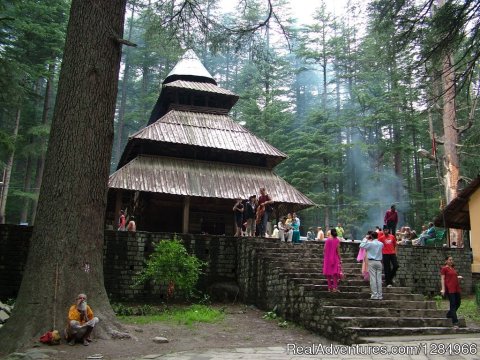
[237,238,478,344]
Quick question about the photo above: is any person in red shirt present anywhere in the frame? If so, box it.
[378,226,398,287]
[384,204,398,234]
[440,256,462,329]
[118,210,126,231]
[257,187,274,237]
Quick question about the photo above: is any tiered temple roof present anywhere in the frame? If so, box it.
[108,50,314,233]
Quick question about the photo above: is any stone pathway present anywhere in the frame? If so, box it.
[6,333,480,359]
[133,334,480,360]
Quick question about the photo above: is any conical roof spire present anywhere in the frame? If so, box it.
[163,49,216,85]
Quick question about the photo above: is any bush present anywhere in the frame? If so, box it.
[134,239,206,299]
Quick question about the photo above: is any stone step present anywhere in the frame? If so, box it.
[350,326,480,338]
[322,305,447,318]
[285,276,369,286]
[335,316,467,328]
[302,287,424,301]
[281,267,361,274]
[314,297,437,309]
[277,265,362,273]
[290,278,412,293]
[294,283,413,295]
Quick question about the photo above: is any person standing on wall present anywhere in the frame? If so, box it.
[384,204,398,235]
[233,197,244,237]
[440,255,462,329]
[378,226,399,287]
[257,187,274,237]
[118,210,126,231]
[245,195,257,237]
[335,223,345,240]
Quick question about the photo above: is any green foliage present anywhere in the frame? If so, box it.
[263,307,289,328]
[134,239,206,298]
[119,304,225,326]
[262,310,278,320]
[111,303,161,316]
[437,296,480,324]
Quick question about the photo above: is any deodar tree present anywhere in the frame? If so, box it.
[0,0,127,353]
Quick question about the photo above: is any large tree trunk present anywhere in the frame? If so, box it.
[30,63,55,224]
[0,0,127,354]
[441,53,462,245]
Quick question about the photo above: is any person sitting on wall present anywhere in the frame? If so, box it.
[278,216,292,242]
[65,293,99,346]
[306,227,316,241]
[414,222,436,246]
[272,224,279,238]
[127,216,136,232]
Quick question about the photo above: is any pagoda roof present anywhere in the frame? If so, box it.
[119,109,286,168]
[164,49,216,85]
[164,80,238,97]
[109,155,315,212]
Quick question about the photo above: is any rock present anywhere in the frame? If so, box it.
[109,330,132,339]
[0,309,10,323]
[3,353,28,360]
[151,336,169,344]
[134,327,144,333]
[86,354,104,359]
[0,301,12,314]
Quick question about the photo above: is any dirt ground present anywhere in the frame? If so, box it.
[37,304,332,360]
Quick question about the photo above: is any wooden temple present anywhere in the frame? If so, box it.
[107,50,314,235]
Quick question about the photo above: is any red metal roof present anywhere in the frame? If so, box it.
[109,155,315,208]
[130,110,287,159]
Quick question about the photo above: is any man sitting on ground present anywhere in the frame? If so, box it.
[65,293,99,346]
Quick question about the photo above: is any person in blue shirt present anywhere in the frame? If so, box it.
[417,222,436,246]
[360,231,384,300]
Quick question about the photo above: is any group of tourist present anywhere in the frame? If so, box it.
[117,209,136,232]
[233,187,274,238]
[276,213,301,243]
[324,223,462,329]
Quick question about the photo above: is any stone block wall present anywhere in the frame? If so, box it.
[103,231,238,301]
[0,225,237,301]
[395,245,472,296]
[0,224,474,303]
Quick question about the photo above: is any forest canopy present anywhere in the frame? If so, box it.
[0,0,479,238]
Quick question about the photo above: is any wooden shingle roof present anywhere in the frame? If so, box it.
[109,155,315,212]
[131,109,287,159]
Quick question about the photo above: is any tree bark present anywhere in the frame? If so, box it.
[0,0,127,354]
[441,53,462,245]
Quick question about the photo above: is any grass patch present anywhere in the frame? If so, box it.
[118,304,225,326]
[436,295,480,323]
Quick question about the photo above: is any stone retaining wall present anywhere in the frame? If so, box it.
[0,225,474,302]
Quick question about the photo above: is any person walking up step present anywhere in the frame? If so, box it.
[360,232,384,300]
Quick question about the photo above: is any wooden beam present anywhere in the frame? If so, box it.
[114,190,123,229]
[183,196,190,233]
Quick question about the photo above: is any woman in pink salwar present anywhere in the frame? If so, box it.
[323,228,342,292]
